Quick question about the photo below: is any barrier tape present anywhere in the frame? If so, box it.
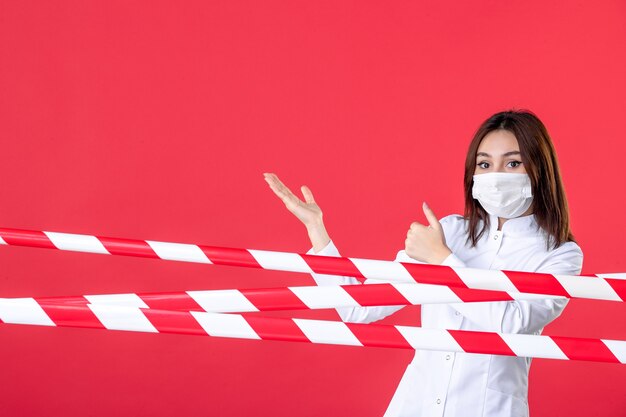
[1,227,624,302]
[5,283,562,315]
[0,300,623,364]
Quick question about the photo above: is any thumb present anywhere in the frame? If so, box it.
[422,202,441,230]
[301,185,316,204]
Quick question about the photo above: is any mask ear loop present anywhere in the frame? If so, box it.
[522,186,533,198]
[522,174,533,198]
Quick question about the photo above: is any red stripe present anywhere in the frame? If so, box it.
[449,286,514,302]
[301,254,366,283]
[36,296,89,306]
[347,322,413,349]
[551,336,620,363]
[99,236,159,258]
[0,228,56,249]
[401,263,469,288]
[243,315,309,342]
[502,270,570,297]
[448,329,516,356]
[606,278,626,301]
[199,245,261,267]
[342,284,409,307]
[142,309,207,336]
[139,293,204,312]
[240,287,309,311]
[37,303,105,329]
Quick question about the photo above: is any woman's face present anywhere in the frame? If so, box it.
[474,129,527,175]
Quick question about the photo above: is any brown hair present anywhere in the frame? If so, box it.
[463,109,575,249]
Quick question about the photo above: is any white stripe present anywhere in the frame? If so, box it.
[602,339,626,364]
[85,293,149,308]
[289,286,360,309]
[44,231,110,254]
[191,312,261,339]
[0,235,6,245]
[248,250,313,273]
[146,241,212,264]
[508,292,565,301]
[395,326,462,351]
[0,298,56,326]
[87,304,158,333]
[293,319,363,346]
[554,275,622,301]
[596,273,626,280]
[453,267,519,292]
[187,290,259,313]
[500,333,568,360]
[392,283,461,304]
[349,258,415,283]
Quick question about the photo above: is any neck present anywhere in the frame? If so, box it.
[497,207,534,231]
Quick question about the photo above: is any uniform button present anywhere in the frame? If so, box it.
[494,234,499,240]
[455,311,460,316]
[446,355,451,360]
[436,399,441,404]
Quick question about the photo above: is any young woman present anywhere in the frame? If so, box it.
[263,109,583,417]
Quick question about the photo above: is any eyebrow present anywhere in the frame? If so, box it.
[476,151,521,158]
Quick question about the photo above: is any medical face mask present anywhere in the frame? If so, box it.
[471,172,533,219]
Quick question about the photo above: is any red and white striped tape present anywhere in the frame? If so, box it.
[1,227,624,302]
[0,300,623,364]
[12,283,561,314]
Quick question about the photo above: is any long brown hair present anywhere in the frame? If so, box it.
[463,110,575,249]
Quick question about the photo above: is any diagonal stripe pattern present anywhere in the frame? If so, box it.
[0,301,623,364]
[0,283,564,316]
[0,226,624,302]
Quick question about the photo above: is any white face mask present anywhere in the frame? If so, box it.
[472,173,533,219]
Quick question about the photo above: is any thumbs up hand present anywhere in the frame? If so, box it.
[405,202,452,264]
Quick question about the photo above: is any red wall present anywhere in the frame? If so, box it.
[1,1,625,416]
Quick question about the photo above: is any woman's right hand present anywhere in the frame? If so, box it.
[263,172,323,226]
[263,172,331,252]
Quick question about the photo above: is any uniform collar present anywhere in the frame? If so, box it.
[487,213,540,236]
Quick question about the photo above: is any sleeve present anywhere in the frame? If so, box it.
[306,241,405,323]
[447,242,583,334]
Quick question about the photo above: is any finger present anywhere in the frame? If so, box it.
[266,181,302,209]
[408,225,427,240]
[301,185,316,204]
[266,174,300,203]
[409,221,425,231]
[422,202,442,230]
[264,176,289,199]
[273,176,298,199]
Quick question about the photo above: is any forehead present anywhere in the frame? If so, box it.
[477,130,519,154]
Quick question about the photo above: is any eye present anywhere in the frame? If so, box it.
[507,161,522,168]
[477,161,490,169]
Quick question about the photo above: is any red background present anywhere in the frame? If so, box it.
[1,1,625,416]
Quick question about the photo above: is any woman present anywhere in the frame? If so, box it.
[263,109,583,417]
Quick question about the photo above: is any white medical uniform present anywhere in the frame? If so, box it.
[307,213,583,417]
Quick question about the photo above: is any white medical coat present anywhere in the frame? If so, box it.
[307,213,583,417]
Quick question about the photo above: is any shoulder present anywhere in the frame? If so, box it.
[553,240,583,255]
[549,240,583,260]
[537,240,584,275]
[438,214,468,240]
[438,213,466,228]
